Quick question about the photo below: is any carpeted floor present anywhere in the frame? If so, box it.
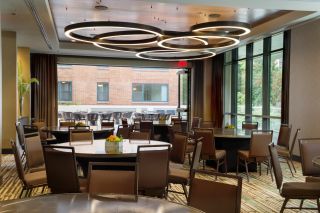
[0,154,318,212]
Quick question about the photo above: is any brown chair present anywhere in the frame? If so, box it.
[60,120,76,127]
[129,131,150,141]
[170,133,188,164]
[24,135,46,172]
[191,117,202,129]
[188,170,242,213]
[194,128,227,172]
[43,145,87,193]
[237,130,273,182]
[116,125,132,139]
[32,121,57,144]
[121,118,128,127]
[242,121,258,130]
[269,143,320,212]
[69,129,93,144]
[88,162,138,196]
[277,128,300,176]
[299,138,320,177]
[137,145,170,198]
[11,140,47,198]
[101,120,114,128]
[140,121,154,139]
[168,140,203,199]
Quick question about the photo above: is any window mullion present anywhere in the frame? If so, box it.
[231,49,238,125]
[245,43,253,122]
[262,37,271,130]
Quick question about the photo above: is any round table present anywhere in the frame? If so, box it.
[0,193,202,213]
[44,126,114,143]
[56,139,170,176]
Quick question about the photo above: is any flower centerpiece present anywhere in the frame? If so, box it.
[225,124,235,129]
[105,135,123,154]
[75,122,86,127]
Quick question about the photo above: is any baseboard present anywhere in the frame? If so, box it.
[292,154,301,162]
[2,149,13,154]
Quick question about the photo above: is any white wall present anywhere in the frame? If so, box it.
[290,18,320,155]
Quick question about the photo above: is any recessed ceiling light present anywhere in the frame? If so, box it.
[95,5,108,10]
[209,13,221,18]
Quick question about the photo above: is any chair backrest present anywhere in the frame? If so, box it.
[117,125,131,139]
[87,113,98,121]
[15,122,25,147]
[60,120,75,127]
[140,121,153,132]
[192,117,202,129]
[88,162,137,196]
[188,170,242,213]
[299,138,320,176]
[190,140,203,175]
[269,143,283,189]
[11,140,26,185]
[24,135,45,169]
[129,131,150,141]
[289,128,301,156]
[137,145,170,191]
[277,124,292,148]
[194,128,216,157]
[101,120,114,128]
[63,112,74,120]
[121,118,128,126]
[242,121,258,130]
[170,133,187,164]
[43,146,80,193]
[32,121,47,141]
[101,112,113,121]
[69,129,93,143]
[249,130,273,158]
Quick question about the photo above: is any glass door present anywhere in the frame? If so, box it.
[177,68,190,122]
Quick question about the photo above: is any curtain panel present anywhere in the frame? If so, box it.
[192,60,204,118]
[281,30,291,124]
[31,54,58,127]
[211,54,224,128]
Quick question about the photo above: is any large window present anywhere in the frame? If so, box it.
[58,81,72,102]
[132,84,168,102]
[97,82,109,102]
[223,32,286,134]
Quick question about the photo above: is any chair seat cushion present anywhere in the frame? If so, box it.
[186,144,195,153]
[238,150,250,159]
[168,167,189,185]
[281,182,320,198]
[25,170,47,186]
[305,176,320,182]
[276,145,289,157]
[29,164,46,173]
[216,150,226,160]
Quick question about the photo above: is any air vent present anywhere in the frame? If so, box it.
[95,5,108,10]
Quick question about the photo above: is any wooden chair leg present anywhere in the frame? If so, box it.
[289,157,297,173]
[41,186,45,193]
[203,160,206,170]
[280,198,289,213]
[245,160,249,182]
[286,159,294,177]
[268,158,274,182]
[188,153,192,165]
[317,198,320,211]
[216,160,220,172]
[259,162,262,176]
[299,199,304,209]
[19,188,25,198]
[182,184,188,200]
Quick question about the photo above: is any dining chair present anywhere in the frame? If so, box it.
[191,117,202,129]
[62,112,74,121]
[43,145,87,193]
[116,125,132,139]
[121,118,128,127]
[168,140,203,199]
[129,131,150,141]
[32,121,57,144]
[69,129,93,144]
[88,162,138,196]
[101,120,114,128]
[277,128,300,176]
[15,122,39,159]
[11,140,47,198]
[188,170,242,213]
[242,121,258,130]
[137,145,170,198]
[133,117,141,131]
[299,138,320,177]
[87,113,99,126]
[194,128,227,172]
[269,143,320,212]
[24,135,46,173]
[140,121,155,139]
[237,130,273,182]
[170,132,188,164]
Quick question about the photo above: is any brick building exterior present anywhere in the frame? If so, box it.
[58,65,179,108]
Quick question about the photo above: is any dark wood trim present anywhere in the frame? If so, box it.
[2,149,13,154]
[281,30,291,124]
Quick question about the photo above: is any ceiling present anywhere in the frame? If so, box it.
[1,0,320,59]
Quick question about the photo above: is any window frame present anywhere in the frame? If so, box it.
[96,82,109,103]
[131,83,169,103]
[58,81,73,102]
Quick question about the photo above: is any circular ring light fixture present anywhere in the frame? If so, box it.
[191,21,251,36]
[157,31,239,51]
[136,48,216,61]
[94,30,158,46]
[64,21,163,44]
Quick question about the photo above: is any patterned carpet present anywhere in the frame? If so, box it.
[0,154,318,212]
